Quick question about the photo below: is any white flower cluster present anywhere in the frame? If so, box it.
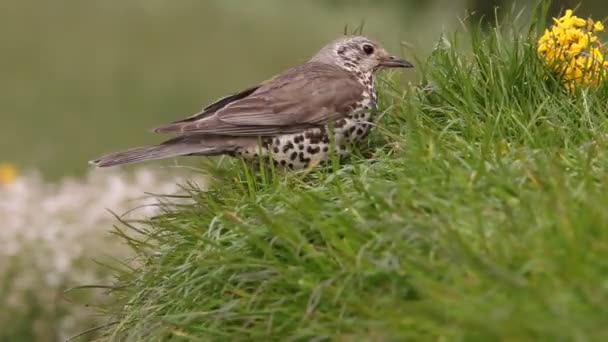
[0,167,204,341]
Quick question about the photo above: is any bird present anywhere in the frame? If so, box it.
[91,35,413,169]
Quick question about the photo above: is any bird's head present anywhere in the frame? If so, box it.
[310,35,413,74]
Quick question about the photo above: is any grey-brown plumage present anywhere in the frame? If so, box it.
[91,36,412,169]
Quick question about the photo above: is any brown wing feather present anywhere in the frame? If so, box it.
[202,85,260,113]
[154,62,364,136]
[154,85,260,129]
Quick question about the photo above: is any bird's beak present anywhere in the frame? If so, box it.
[379,55,414,68]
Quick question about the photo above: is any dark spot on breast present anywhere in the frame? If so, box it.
[298,144,304,150]
[323,146,329,152]
[304,130,324,144]
[282,142,294,153]
[307,146,321,154]
[335,119,347,128]
[356,128,364,135]
[253,153,259,157]
[274,138,281,145]
[280,160,287,166]
[290,152,297,161]
[288,163,294,168]
[349,126,357,134]
[273,147,279,153]
[294,135,303,143]
[299,152,311,164]
[339,144,347,150]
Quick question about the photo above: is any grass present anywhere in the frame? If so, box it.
[95,4,608,341]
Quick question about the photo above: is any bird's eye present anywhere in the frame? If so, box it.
[362,44,375,55]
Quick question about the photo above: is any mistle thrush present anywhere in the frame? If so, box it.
[91,36,412,169]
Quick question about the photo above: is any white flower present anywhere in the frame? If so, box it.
[0,166,205,340]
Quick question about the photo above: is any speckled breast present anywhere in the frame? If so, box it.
[235,72,378,169]
[236,93,378,169]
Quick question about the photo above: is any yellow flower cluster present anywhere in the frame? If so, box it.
[0,163,17,184]
[538,9,607,91]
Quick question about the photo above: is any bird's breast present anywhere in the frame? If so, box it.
[234,85,379,170]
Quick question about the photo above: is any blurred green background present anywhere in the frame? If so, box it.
[1,0,606,179]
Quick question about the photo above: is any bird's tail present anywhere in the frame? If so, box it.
[90,136,226,168]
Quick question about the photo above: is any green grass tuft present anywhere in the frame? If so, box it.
[97,6,608,341]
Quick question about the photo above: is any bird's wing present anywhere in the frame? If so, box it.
[153,63,365,136]
[156,85,260,127]
[201,85,261,113]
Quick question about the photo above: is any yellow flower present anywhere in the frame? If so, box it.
[594,21,605,32]
[0,163,18,184]
[537,9,607,91]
